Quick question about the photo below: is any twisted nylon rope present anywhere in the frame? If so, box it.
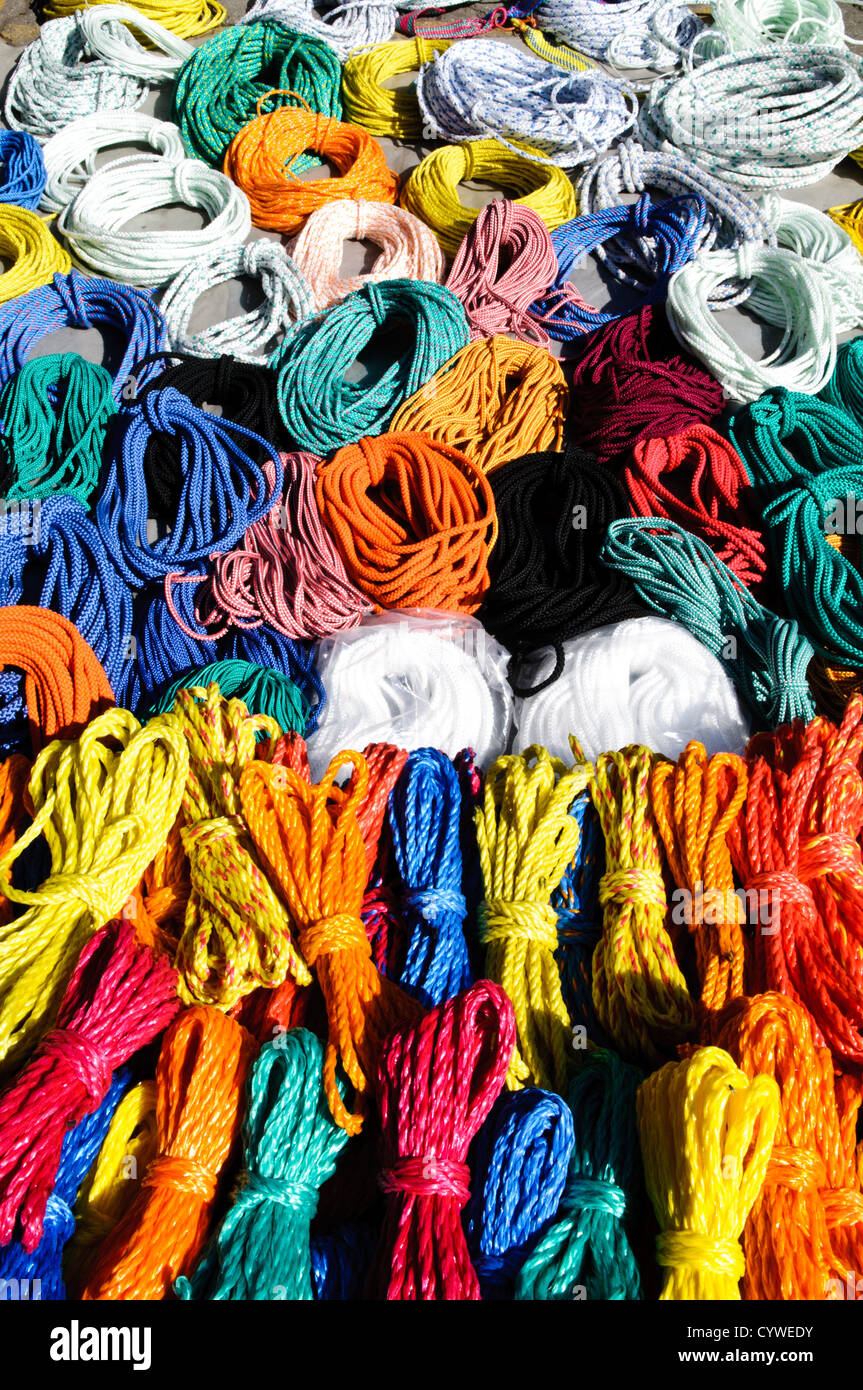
[289,200,444,312]
[516,1049,643,1300]
[0,130,45,210]
[760,193,863,335]
[370,979,515,1299]
[39,112,185,217]
[828,195,863,259]
[638,1045,779,1300]
[161,240,314,364]
[416,38,636,166]
[0,706,187,1074]
[601,518,816,728]
[477,746,591,1092]
[638,47,863,189]
[240,750,424,1133]
[57,155,251,290]
[224,98,398,237]
[240,0,398,61]
[76,4,193,80]
[341,36,452,140]
[445,200,558,346]
[82,1006,256,1299]
[0,606,115,752]
[401,140,578,258]
[0,920,178,1251]
[153,661,308,734]
[390,335,567,474]
[550,786,605,1039]
[0,206,69,304]
[44,0,225,37]
[537,0,698,67]
[173,22,341,167]
[274,279,469,454]
[176,1030,350,1300]
[515,618,750,763]
[622,422,767,589]
[316,431,497,615]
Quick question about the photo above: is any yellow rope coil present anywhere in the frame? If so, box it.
[341,37,452,140]
[41,0,225,38]
[0,206,70,304]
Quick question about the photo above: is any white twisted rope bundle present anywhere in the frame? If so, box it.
[77,4,194,81]
[40,111,186,216]
[289,200,444,311]
[239,0,397,61]
[755,193,863,335]
[56,155,251,289]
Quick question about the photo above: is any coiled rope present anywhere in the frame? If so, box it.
[240,0,398,62]
[44,0,225,37]
[821,332,863,420]
[289,199,444,312]
[537,0,699,68]
[76,4,193,81]
[760,192,863,335]
[341,36,451,139]
[0,606,115,751]
[0,206,70,304]
[0,130,45,210]
[153,661,308,734]
[704,0,848,53]
[445,200,558,346]
[39,112,185,217]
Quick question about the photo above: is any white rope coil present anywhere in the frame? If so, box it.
[160,238,316,363]
[40,111,186,216]
[538,0,702,71]
[56,155,251,289]
[755,193,863,335]
[4,15,148,142]
[239,0,397,61]
[288,200,444,312]
[666,243,837,404]
[77,4,194,81]
[701,0,848,57]
[309,614,514,780]
[515,618,750,762]
[415,38,637,168]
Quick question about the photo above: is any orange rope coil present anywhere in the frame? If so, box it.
[0,606,114,751]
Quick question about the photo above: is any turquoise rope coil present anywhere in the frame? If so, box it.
[151,659,310,734]
[821,335,863,421]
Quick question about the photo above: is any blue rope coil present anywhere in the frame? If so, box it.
[0,130,46,210]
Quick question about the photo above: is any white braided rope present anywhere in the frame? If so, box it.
[755,193,863,334]
[415,38,637,168]
[666,243,837,404]
[4,15,148,142]
[537,0,702,71]
[160,239,316,363]
[288,200,444,312]
[700,0,849,58]
[77,4,194,81]
[56,155,251,289]
[40,111,186,216]
[239,0,397,61]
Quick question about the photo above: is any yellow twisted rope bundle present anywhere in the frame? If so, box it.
[0,707,188,1075]
[341,37,452,139]
[829,197,863,256]
[476,745,590,1093]
[0,206,70,304]
[65,1080,158,1295]
[590,745,695,1066]
[42,0,224,37]
[172,684,311,1009]
[401,139,578,258]
[637,1046,780,1301]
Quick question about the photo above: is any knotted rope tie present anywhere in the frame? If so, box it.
[380,1156,472,1204]
[655,1231,746,1283]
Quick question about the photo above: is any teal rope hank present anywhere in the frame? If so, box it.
[175,1030,350,1300]
[149,660,309,734]
[516,1049,643,1301]
[821,335,863,422]
[600,516,815,729]
[729,386,863,669]
[273,278,469,455]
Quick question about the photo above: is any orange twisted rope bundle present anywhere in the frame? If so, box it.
[124,817,190,957]
[651,742,749,1040]
[0,606,113,750]
[717,992,863,1300]
[316,431,498,615]
[223,92,398,236]
[240,749,423,1134]
[81,1005,256,1300]
[0,754,30,927]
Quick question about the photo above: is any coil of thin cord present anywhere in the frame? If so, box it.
[151,661,308,735]
[567,304,726,463]
[173,22,341,167]
[0,206,70,304]
[401,140,578,259]
[758,193,863,335]
[0,920,178,1251]
[240,0,398,62]
[289,200,444,312]
[39,112,185,217]
[516,1048,643,1300]
[480,445,644,691]
[703,0,848,51]
[0,1069,130,1300]
[717,991,863,1300]
[576,138,776,306]
[444,200,558,346]
[369,979,515,1299]
[0,270,166,401]
[622,421,767,589]
[477,746,591,1093]
[341,36,452,139]
[4,17,148,142]
[0,130,45,210]
[315,431,497,616]
[81,1006,256,1300]
[637,1045,779,1300]
[133,349,282,442]
[160,241,315,364]
[590,745,696,1067]
[76,4,193,80]
[821,333,863,420]
[0,606,115,752]
[43,0,225,37]
[601,518,816,728]
[0,353,116,508]
[176,1030,350,1300]
[537,0,696,67]
[390,336,568,475]
[0,706,187,1074]
[274,279,469,455]
[416,39,637,166]
[464,1088,574,1299]
[515,618,751,762]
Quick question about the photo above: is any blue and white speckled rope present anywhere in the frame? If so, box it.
[538,0,701,70]
[239,0,397,60]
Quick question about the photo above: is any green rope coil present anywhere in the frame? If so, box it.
[821,335,863,422]
[152,660,310,734]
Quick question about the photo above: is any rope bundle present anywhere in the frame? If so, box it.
[369,979,515,1299]
[401,140,578,258]
[550,788,604,1038]
[0,130,45,210]
[703,0,848,54]
[81,1006,256,1300]
[289,200,444,312]
[445,200,558,346]
[391,336,567,475]
[537,0,698,68]
[240,0,398,62]
[0,606,115,751]
[0,206,70,304]
[761,193,863,335]
[316,431,497,615]
[76,4,193,81]
[274,279,469,455]
[153,661,308,734]
[43,0,225,37]
[39,112,185,216]
[822,333,863,420]
[341,37,451,140]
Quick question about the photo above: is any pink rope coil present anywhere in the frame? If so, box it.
[289,199,445,312]
[445,200,559,347]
